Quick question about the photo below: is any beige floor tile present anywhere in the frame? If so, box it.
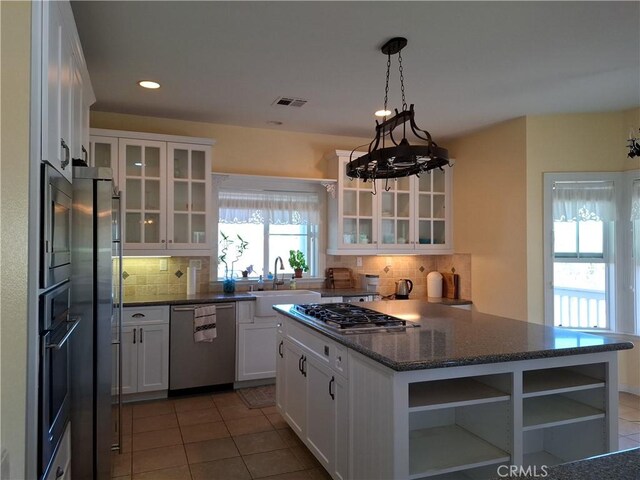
[111,452,131,478]
[132,445,187,474]
[276,428,304,447]
[225,415,274,436]
[189,457,251,480]
[305,467,332,480]
[219,404,265,421]
[619,418,640,436]
[290,446,321,469]
[261,406,279,415]
[266,412,289,429]
[120,435,132,454]
[121,406,133,435]
[619,392,640,409]
[260,471,311,480]
[132,464,191,480]
[618,436,640,450]
[133,413,179,433]
[181,421,230,443]
[132,400,175,419]
[112,476,131,480]
[619,405,640,422]
[177,407,222,426]
[242,448,304,478]
[232,430,286,455]
[184,437,240,464]
[212,391,245,408]
[133,427,183,451]
[173,395,216,413]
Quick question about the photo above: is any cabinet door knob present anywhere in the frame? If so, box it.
[278,341,283,358]
[329,376,335,400]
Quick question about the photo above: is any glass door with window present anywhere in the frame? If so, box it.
[416,168,448,249]
[340,159,376,249]
[167,143,211,250]
[380,176,412,248]
[119,139,166,250]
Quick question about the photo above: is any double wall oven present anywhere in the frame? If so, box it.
[38,162,77,478]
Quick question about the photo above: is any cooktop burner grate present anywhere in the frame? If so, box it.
[294,303,413,330]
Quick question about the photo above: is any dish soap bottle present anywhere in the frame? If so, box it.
[290,275,296,290]
[257,275,264,291]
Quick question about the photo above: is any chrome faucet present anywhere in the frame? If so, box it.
[273,256,285,289]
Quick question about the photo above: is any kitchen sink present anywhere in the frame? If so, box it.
[250,289,321,317]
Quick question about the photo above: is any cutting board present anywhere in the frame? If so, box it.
[441,272,459,299]
[326,268,353,289]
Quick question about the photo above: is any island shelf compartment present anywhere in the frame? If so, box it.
[522,417,607,468]
[408,398,512,478]
[522,363,606,398]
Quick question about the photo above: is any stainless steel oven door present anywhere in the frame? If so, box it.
[41,162,73,289]
[39,281,79,477]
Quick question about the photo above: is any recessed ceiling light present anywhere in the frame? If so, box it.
[375,109,392,117]
[266,120,283,125]
[138,80,160,89]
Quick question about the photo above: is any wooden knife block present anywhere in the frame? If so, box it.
[441,273,459,299]
[326,268,353,289]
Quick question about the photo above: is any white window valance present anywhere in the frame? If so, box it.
[219,190,319,225]
[552,181,615,222]
[631,180,640,221]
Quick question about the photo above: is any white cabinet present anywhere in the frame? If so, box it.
[91,129,214,255]
[236,302,278,381]
[120,306,169,395]
[276,316,349,479]
[41,1,95,182]
[327,150,453,254]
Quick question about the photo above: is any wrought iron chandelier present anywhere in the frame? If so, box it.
[628,128,640,158]
[346,37,450,182]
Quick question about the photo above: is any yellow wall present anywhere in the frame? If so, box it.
[0,1,31,477]
[447,118,528,320]
[525,112,633,324]
[91,111,371,179]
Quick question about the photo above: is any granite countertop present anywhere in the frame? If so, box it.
[313,288,376,297]
[123,292,256,307]
[274,299,634,371]
[489,448,639,480]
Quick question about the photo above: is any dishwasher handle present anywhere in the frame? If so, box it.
[172,303,234,312]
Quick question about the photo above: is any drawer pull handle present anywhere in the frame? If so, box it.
[329,376,335,400]
[132,313,145,318]
[133,328,136,344]
[298,355,303,373]
[140,327,143,343]
[278,340,283,358]
[60,139,70,169]
[301,356,307,377]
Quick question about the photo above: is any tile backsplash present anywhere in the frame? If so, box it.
[121,257,211,297]
[326,254,472,299]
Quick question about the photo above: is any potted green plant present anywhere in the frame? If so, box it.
[288,249,309,278]
[218,232,249,292]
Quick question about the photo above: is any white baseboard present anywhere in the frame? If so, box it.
[619,384,640,396]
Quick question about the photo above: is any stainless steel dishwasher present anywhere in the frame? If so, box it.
[169,303,236,391]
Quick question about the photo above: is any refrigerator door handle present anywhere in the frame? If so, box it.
[46,317,81,350]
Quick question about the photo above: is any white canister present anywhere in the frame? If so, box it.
[427,271,443,298]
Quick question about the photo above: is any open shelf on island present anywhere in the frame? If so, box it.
[522,450,565,468]
[408,425,510,479]
[409,376,511,411]
[523,395,604,431]
[523,367,605,398]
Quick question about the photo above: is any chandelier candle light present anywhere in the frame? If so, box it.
[347,37,451,185]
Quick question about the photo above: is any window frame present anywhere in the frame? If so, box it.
[211,174,329,282]
[543,172,619,332]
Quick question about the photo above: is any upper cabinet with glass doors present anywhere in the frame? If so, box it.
[90,129,214,256]
[326,150,453,255]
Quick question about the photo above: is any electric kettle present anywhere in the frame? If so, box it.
[395,279,413,299]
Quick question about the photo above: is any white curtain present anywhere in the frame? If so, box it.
[552,181,615,222]
[219,190,319,225]
[631,180,640,221]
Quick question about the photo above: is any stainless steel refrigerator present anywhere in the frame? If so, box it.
[70,166,122,479]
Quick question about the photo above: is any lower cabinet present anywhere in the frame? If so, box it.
[120,306,169,395]
[277,318,349,480]
[236,301,277,381]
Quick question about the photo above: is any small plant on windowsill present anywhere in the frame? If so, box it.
[241,265,254,278]
[218,232,249,293]
[288,250,309,278]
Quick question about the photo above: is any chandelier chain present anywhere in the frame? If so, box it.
[383,53,391,113]
[398,51,407,111]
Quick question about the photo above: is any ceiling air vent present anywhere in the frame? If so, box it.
[272,96,308,108]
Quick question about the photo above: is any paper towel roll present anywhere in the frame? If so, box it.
[427,271,443,298]
[187,267,197,295]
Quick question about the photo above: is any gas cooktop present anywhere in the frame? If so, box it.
[293,303,418,333]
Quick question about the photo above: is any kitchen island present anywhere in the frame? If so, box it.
[273,300,634,480]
